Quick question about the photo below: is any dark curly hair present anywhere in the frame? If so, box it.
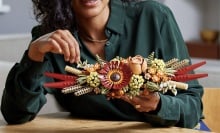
[32,0,141,34]
[32,0,74,34]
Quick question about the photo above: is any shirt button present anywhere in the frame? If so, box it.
[107,30,111,34]
[106,41,111,46]
[106,30,111,37]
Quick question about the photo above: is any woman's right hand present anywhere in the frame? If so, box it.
[28,29,80,63]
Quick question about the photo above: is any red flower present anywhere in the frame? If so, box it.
[98,61,132,90]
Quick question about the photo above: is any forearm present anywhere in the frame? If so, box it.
[1,51,50,124]
[1,87,46,124]
[144,82,203,128]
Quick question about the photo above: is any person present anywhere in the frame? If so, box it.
[1,0,204,129]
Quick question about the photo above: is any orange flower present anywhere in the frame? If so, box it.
[128,55,147,75]
[84,63,101,72]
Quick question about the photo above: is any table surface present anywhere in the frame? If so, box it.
[0,112,210,133]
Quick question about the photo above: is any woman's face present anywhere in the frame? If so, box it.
[72,0,110,19]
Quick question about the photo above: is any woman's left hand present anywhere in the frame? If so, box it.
[120,90,160,112]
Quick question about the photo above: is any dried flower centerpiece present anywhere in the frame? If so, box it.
[44,52,208,99]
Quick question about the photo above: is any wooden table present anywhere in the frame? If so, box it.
[0,112,210,133]
[203,88,220,132]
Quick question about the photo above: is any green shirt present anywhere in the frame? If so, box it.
[1,0,203,128]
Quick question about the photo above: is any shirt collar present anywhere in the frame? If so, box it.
[106,0,125,35]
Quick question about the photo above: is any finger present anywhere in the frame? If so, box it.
[122,96,141,108]
[64,30,81,63]
[72,38,80,63]
[129,96,143,105]
[37,38,62,54]
[48,38,63,53]
[120,95,134,105]
[32,32,53,44]
[138,93,160,111]
[121,95,149,112]
[128,96,151,112]
[127,97,146,111]
[50,32,70,61]
[139,91,159,99]
[140,89,150,96]
[59,30,75,61]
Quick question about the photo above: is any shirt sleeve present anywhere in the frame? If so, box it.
[144,6,204,128]
[1,27,54,124]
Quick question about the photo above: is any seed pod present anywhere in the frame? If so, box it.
[74,87,94,96]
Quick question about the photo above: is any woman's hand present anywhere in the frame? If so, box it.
[28,29,80,63]
[121,90,160,112]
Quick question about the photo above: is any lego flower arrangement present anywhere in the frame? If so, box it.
[44,52,208,99]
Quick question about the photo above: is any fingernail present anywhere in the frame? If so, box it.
[76,57,80,63]
[65,57,69,62]
[70,59,75,63]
